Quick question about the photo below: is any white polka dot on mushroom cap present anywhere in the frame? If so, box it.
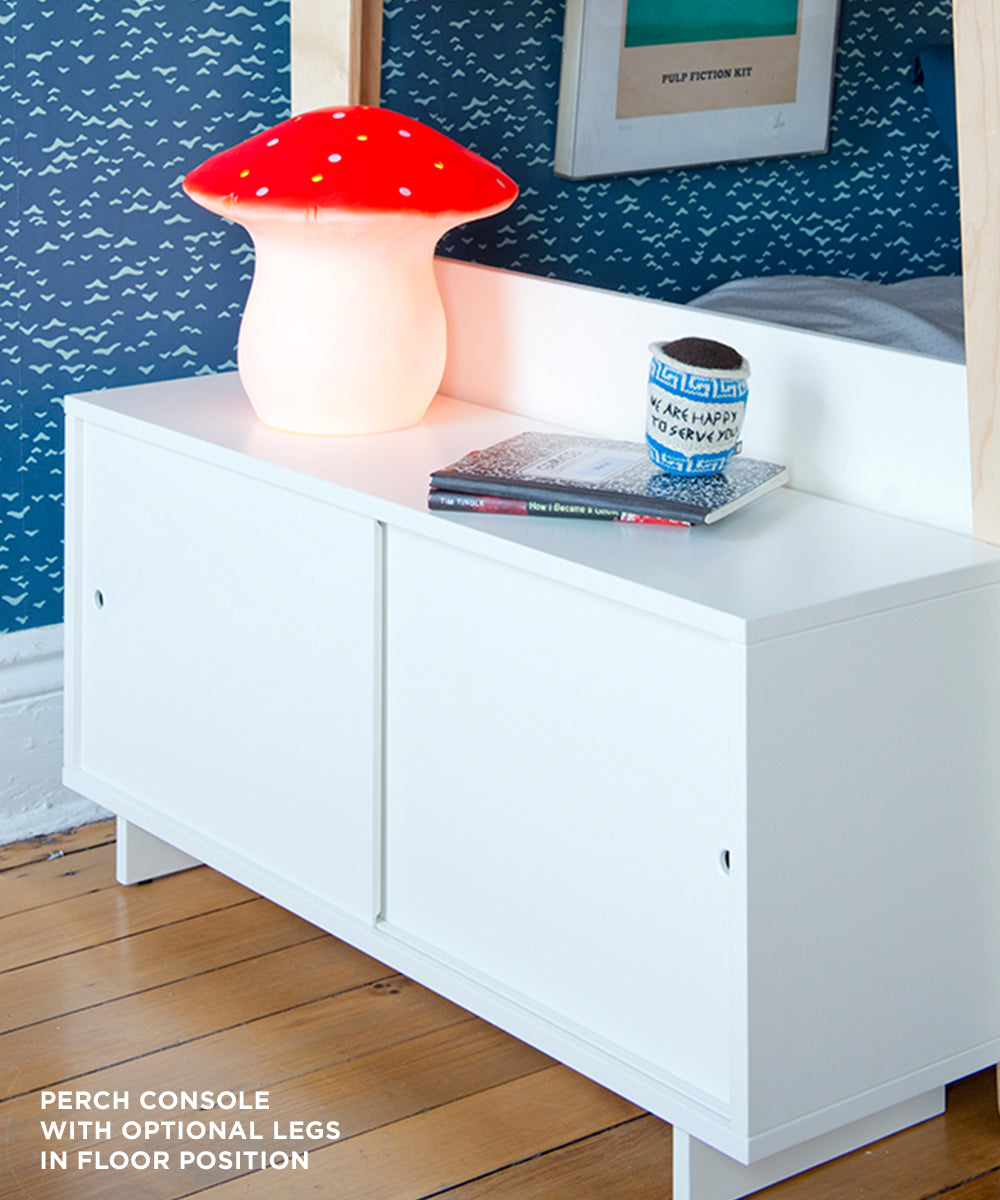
[328,153,342,163]
[398,129,411,138]
[333,112,346,119]
[267,138,279,146]
[256,186,269,197]
[399,187,412,196]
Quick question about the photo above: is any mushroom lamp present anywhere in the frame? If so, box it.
[183,107,518,436]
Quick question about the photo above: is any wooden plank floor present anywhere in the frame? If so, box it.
[2,821,999,1199]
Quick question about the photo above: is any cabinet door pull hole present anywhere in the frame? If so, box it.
[720,849,731,874]
[94,589,105,610]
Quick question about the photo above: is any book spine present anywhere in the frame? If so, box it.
[427,474,706,522]
[428,491,690,526]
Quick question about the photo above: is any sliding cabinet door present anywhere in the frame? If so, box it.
[383,527,740,1112]
[72,422,381,919]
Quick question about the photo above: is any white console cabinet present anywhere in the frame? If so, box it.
[64,371,1000,1200]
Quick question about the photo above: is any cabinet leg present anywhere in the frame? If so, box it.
[672,1087,944,1200]
[115,816,201,884]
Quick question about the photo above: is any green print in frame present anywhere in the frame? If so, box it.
[623,0,800,47]
[555,0,841,178]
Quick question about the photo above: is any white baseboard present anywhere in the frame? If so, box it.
[0,624,110,845]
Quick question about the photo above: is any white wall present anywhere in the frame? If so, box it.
[0,625,109,844]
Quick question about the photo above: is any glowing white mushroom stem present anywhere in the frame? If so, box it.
[237,213,450,436]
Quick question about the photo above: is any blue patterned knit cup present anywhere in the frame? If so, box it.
[646,339,750,476]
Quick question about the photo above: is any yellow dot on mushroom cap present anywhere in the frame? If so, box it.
[433,162,444,169]
[239,169,250,177]
[311,173,323,182]
[357,134,368,141]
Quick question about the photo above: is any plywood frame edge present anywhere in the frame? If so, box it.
[289,0,383,112]
[955,0,1000,545]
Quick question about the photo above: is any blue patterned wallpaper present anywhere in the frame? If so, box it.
[0,0,960,633]
[1,1,289,631]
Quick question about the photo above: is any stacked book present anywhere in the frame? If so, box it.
[428,431,788,527]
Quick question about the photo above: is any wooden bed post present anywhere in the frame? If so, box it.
[955,0,1000,546]
[290,0,383,113]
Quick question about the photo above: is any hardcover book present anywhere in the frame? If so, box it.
[429,432,788,525]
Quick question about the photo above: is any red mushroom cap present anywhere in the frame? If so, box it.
[183,105,518,224]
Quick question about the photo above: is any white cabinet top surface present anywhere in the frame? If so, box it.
[66,372,1000,643]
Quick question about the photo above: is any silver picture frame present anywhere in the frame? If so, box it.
[555,0,842,179]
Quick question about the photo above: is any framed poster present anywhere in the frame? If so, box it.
[554,0,841,179]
